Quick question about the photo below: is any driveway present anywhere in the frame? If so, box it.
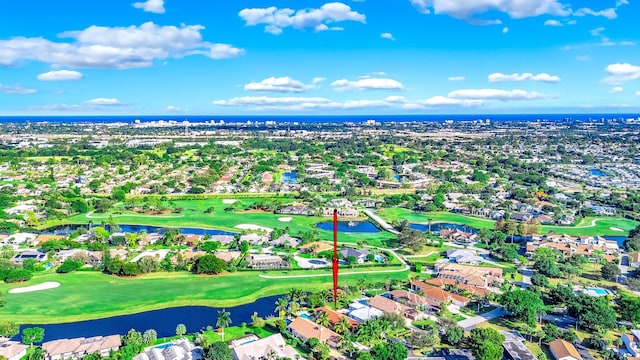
[458,307,507,330]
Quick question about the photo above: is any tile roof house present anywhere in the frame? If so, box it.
[446,249,484,265]
[269,234,301,248]
[622,330,640,357]
[340,248,371,263]
[630,253,640,268]
[299,242,333,254]
[43,335,121,360]
[314,306,360,329]
[369,295,421,320]
[133,339,201,360]
[388,289,440,310]
[347,302,384,323]
[0,337,28,360]
[287,317,340,348]
[410,281,471,307]
[425,278,489,297]
[548,339,582,360]
[231,333,300,360]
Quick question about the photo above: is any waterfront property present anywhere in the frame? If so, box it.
[287,317,340,347]
[42,335,121,360]
[230,333,300,360]
[134,339,201,360]
[0,337,28,360]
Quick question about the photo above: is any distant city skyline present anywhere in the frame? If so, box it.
[1,0,639,115]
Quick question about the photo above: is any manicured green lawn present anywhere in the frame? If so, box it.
[376,208,638,236]
[202,325,276,343]
[0,270,409,324]
[42,198,394,247]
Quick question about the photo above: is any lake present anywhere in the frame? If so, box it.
[589,169,609,177]
[13,295,280,343]
[42,224,237,237]
[281,171,297,185]
[316,221,381,233]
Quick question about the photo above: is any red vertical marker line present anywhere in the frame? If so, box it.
[333,208,339,308]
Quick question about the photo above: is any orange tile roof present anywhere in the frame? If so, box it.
[549,339,582,360]
[314,307,360,327]
[369,295,412,315]
[288,317,338,343]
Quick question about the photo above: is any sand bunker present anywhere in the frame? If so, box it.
[235,224,273,232]
[222,199,238,204]
[610,227,624,232]
[278,217,293,222]
[9,281,60,294]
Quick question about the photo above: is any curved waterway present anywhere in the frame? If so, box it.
[13,295,280,343]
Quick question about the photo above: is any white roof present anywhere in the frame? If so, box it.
[349,306,383,321]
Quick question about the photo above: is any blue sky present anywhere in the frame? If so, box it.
[0,0,639,115]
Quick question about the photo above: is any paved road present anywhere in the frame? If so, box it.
[364,209,400,235]
[521,266,533,286]
[458,307,508,330]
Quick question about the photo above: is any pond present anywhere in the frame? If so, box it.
[42,224,237,237]
[316,221,381,233]
[12,295,280,344]
[281,171,297,185]
[409,222,479,234]
[589,169,609,177]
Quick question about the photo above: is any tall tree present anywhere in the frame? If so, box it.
[216,309,232,342]
[21,327,44,347]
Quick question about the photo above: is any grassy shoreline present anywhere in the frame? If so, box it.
[0,270,410,324]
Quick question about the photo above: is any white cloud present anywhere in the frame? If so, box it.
[0,22,243,69]
[448,76,466,81]
[166,105,187,112]
[636,91,640,96]
[409,0,569,20]
[331,78,404,91]
[244,77,315,93]
[381,32,396,41]
[419,96,483,107]
[488,72,561,83]
[37,70,83,81]
[609,86,624,93]
[238,2,365,35]
[502,27,509,34]
[0,83,37,94]
[590,27,605,37]
[448,88,548,101]
[84,98,125,106]
[603,63,640,85]
[312,77,327,84]
[544,19,563,26]
[132,0,165,14]
[574,7,617,19]
[577,55,590,61]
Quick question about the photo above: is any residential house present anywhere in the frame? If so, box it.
[322,208,359,217]
[314,306,360,330]
[239,233,269,245]
[215,251,242,263]
[269,234,301,248]
[340,248,371,263]
[0,337,28,360]
[11,250,47,265]
[586,205,616,216]
[446,249,484,265]
[622,330,640,357]
[278,205,315,216]
[42,335,121,360]
[299,242,333,254]
[347,302,384,323]
[434,263,503,288]
[207,235,235,246]
[247,254,288,270]
[369,295,422,320]
[548,339,582,360]
[287,317,340,348]
[502,331,537,360]
[33,235,65,246]
[510,213,534,222]
[426,278,489,297]
[629,253,640,268]
[108,232,126,246]
[410,281,471,307]
[440,229,477,243]
[388,289,440,313]
[3,204,37,215]
[133,339,201,360]
[4,233,37,246]
[231,333,300,360]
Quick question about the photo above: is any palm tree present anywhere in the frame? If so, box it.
[335,316,351,334]
[287,288,305,303]
[288,301,301,317]
[216,309,232,342]
[316,311,331,327]
[275,297,288,318]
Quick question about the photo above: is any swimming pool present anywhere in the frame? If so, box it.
[375,255,385,262]
[309,259,328,265]
[587,287,608,295]
[153,343,173,350]
[299,313,313,320]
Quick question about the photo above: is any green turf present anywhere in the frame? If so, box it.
[42,198,394,247]
[377,208,639,236]
[0,270,409,324]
